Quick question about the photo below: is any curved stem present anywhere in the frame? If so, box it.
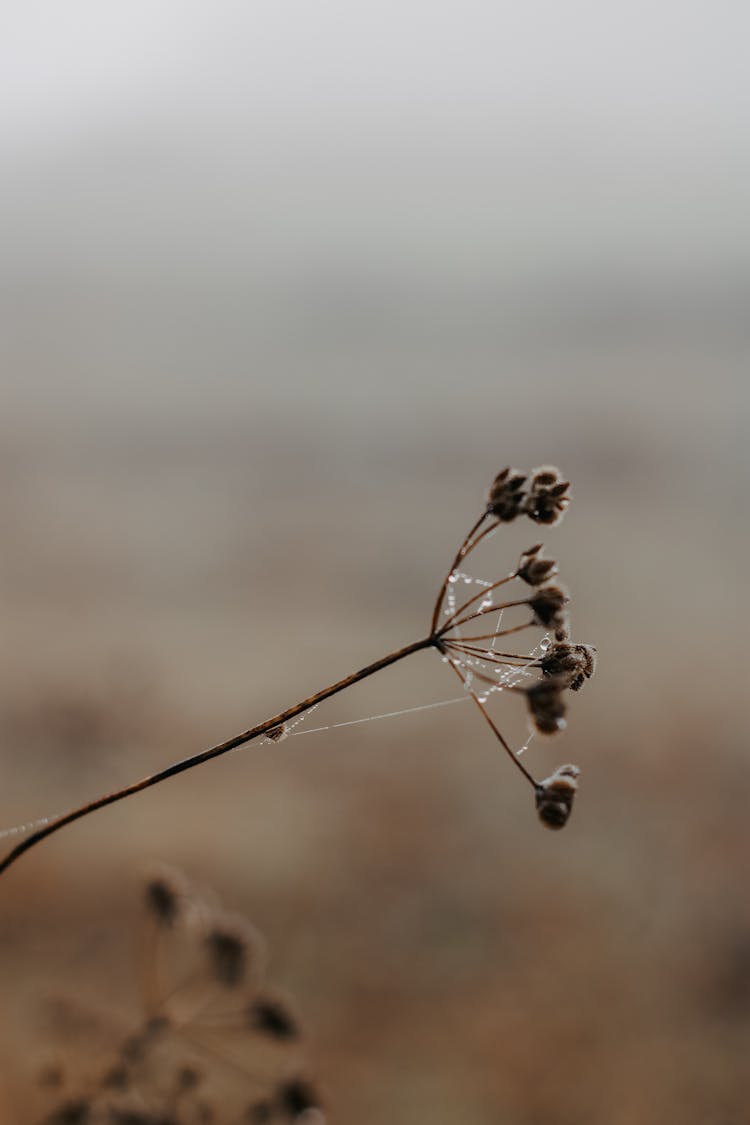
[0,637,435,878]
[443,657,537,786]
[439,599,529,634]
[440,571,517,631]
[430,511,490,634]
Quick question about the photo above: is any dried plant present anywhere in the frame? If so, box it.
[0,466,596,877]
[36,868,324,1124]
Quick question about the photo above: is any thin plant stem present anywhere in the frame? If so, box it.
[443,642,532,665]
[443,600,530,633]
[439,571,517,631]
[444,658,537,787]
[429,511,489,634]
[0,636,435,877]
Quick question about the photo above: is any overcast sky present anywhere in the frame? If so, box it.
[1,1,749,284]
[2,1,749,145]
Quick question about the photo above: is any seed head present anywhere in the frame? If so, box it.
[277,1077,322,1118]
[528,584,569,630]
[487,467,527,522]
[522,678,567,735]
[144,865,189,928]
[525,465,571,526]
[247,994,300,1040]
[204,913,264,988]
[517,544,559,586]
[535,764,580,829]
[540,642,597,691]
[45,1099,91,1125]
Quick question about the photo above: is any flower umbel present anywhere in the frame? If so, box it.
[432,465,596,830]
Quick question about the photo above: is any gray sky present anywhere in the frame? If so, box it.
[1,1,749,284]
[2,1,750,148]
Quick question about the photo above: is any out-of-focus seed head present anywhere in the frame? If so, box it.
[204,913,265,989]
[528,584,569,630]
[523,678,568,735]
[45,1098,91,1124]
[487,467,527,521]
[517,545,559,586]
[247,995,300,1040]
[144,865,189,928]
[535,764,580,829]
[525,466,571,526]
[277,1077,323,1118]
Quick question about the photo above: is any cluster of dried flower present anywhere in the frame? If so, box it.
[432,466,596,830]
[487,465,571,526]
[37,868,324,1125]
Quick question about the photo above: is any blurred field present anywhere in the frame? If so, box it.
[1,4,749,1122]
[1,314,747,1123]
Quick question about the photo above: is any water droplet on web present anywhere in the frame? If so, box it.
[478,694,488,703]
[463,577,472,585]
[448,574,458,584]
[540,637,551,651]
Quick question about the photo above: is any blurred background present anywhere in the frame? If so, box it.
[1,2,748,1122]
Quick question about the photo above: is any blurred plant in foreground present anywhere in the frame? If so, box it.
[37,867,324,1125]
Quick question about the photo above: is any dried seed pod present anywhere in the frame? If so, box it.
[523,678,567,734]
[535,764,580,829]
[530,466,561,488]
[247,994,300,1040]
[528,584,569,630]
[144,864,189,927]
[517,545,559,586]
[277,1077,323,1118]
[487,467,527,521]
[525,466,571,526]
[540,642,597,691]
[44,1097,91,1124]
[204,913,265,988]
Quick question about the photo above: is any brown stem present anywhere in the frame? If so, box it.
[430,511,490,634]
[444,643,533,666]
[439,571,517,631]
[440,599,530,633]
[0,637,435,878]
[444,658,537,786]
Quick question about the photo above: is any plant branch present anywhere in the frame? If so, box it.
[0,636,435,878]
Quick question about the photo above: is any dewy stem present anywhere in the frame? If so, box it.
[0,636,435,878]
[429,510,489,635]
